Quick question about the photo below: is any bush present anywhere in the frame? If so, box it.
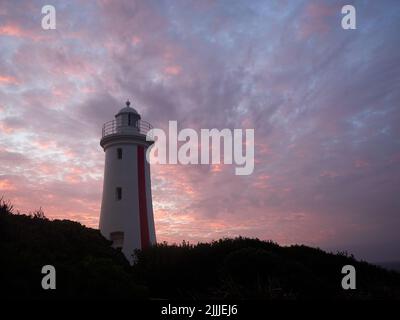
[1,199,400,299]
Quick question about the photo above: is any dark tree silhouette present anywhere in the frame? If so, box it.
[1,199,399,300]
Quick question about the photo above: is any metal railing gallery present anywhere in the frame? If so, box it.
[102,119,153,139]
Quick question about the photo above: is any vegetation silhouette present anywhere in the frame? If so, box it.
[0,199,147,299]
[1,199,399,299]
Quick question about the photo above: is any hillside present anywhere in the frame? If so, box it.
[1,200,399,300]
[377,261,400,272]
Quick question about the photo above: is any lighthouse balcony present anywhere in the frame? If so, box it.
[101,119,153,139]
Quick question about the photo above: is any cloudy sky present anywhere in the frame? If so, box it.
[0,0,399,262]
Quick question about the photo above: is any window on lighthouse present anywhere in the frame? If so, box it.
[117,148,122,159]
[116,187,122,200]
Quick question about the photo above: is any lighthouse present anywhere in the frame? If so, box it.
[99,100,156,262]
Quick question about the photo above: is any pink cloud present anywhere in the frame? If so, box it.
[0,74,19,85]
[296,2,339,39]
[164,65,182,76]
[132,35,141,45]
[32,140,58,150]
[0,23,47,41]
[252,174,270,190]
[0,122,14,134]
[0,179,16,191]
[0,24,24,37]
[354,159,369,168]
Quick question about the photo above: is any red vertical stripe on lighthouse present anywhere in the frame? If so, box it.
[137,145,150,249]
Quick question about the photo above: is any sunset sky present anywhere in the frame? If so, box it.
[0,0,399,262]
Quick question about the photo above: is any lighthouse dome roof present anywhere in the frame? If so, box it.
[115,100,139,117]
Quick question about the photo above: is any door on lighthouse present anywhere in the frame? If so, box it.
[110,231,124,250]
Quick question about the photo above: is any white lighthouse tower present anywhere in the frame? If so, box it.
[99,100,156,262]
